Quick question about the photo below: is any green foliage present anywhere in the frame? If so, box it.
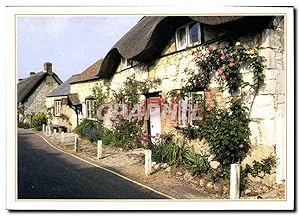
[207,166,230,183]
[179,98,251,167]
[148,133,211,177]
[31,112,47,131]
[112,76,161,108]
[74,119,101,143]
[112,118,142,149]
[240,156,277,192]
[183,151,210,176]
[149,133,188,166]
[92,83,110,108]
[18,121,30,129]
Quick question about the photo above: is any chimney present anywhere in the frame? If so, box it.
[43,62,53,74]
[30,72,35,76]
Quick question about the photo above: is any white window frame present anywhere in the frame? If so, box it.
[54,100,62,116]
[120,58,137,70]
[177,91,204,127]
[175,22,201,51]
[86,99,96,119]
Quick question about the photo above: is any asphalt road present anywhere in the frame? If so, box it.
[17,128,166,199]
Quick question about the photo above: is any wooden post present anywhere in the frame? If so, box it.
[74,135,78,152]
[61,132,64,144]
[97,140,103,159]
[230,163,240,199]
[145,149,152,176]
[42,124,45,132]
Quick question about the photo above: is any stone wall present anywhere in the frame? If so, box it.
[23,75,60,121]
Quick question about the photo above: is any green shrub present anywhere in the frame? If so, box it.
[240,156,277,192]
[183,151,210,176]
[99,127,116,146]
[18,121,30,129]
[31,112,47,131]
[75,119,101,143]
[150,134,187,166]
[112,119,142,149]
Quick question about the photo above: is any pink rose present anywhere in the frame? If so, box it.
[218,67,224,74]
[208,45,217,52]
[221,74,226,81]
[229,57,235,62]
[220,54,225,61]
[228,62,235,68]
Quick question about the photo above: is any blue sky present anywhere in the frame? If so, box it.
[17,16,142,81]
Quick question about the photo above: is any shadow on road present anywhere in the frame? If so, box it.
[17,129,166,199]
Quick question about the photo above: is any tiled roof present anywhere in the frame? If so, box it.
[47,74,79,97]
[69,59,103,84]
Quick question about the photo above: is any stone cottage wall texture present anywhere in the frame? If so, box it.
[24,75,60,118]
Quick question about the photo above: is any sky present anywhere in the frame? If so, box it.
[17,16,142,81]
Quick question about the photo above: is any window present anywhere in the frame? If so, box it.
[175,22,201,51]
[86,99,96,119]
[54,100,62,116]
[177,91,204,127]
[120,58,137,70]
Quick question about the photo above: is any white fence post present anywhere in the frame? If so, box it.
[145,149,152,176]
[61,132,64,144]
[97,140,103,159]
[230,163,240,199]
[45,125,47,134]
[47,126,51,136]
[53,129,57,140]
[74,135,78,152]
[42,124,45,132]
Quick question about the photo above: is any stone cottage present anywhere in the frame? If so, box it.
[92,16,286,184]
[46,74,79,132]
[17,62,62,123]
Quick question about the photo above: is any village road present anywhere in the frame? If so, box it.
[17,128,166,199]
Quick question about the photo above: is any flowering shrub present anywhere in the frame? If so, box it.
[177,42,266,96]
[113,118,142,149]
[75,119,101,143]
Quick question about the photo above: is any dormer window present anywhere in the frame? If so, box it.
[120,58,137,70]
[175,22,201,51]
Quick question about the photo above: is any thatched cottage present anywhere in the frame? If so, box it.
[70,16,286,184]
[17,62,62,123]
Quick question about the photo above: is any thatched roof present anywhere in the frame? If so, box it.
[69,59,103,84]
[97,16,276,79]
[18,72,62,103]
[47,74,79,97]
[97,16,244,78]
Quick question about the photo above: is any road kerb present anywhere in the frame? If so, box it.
[36,133,176,200]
